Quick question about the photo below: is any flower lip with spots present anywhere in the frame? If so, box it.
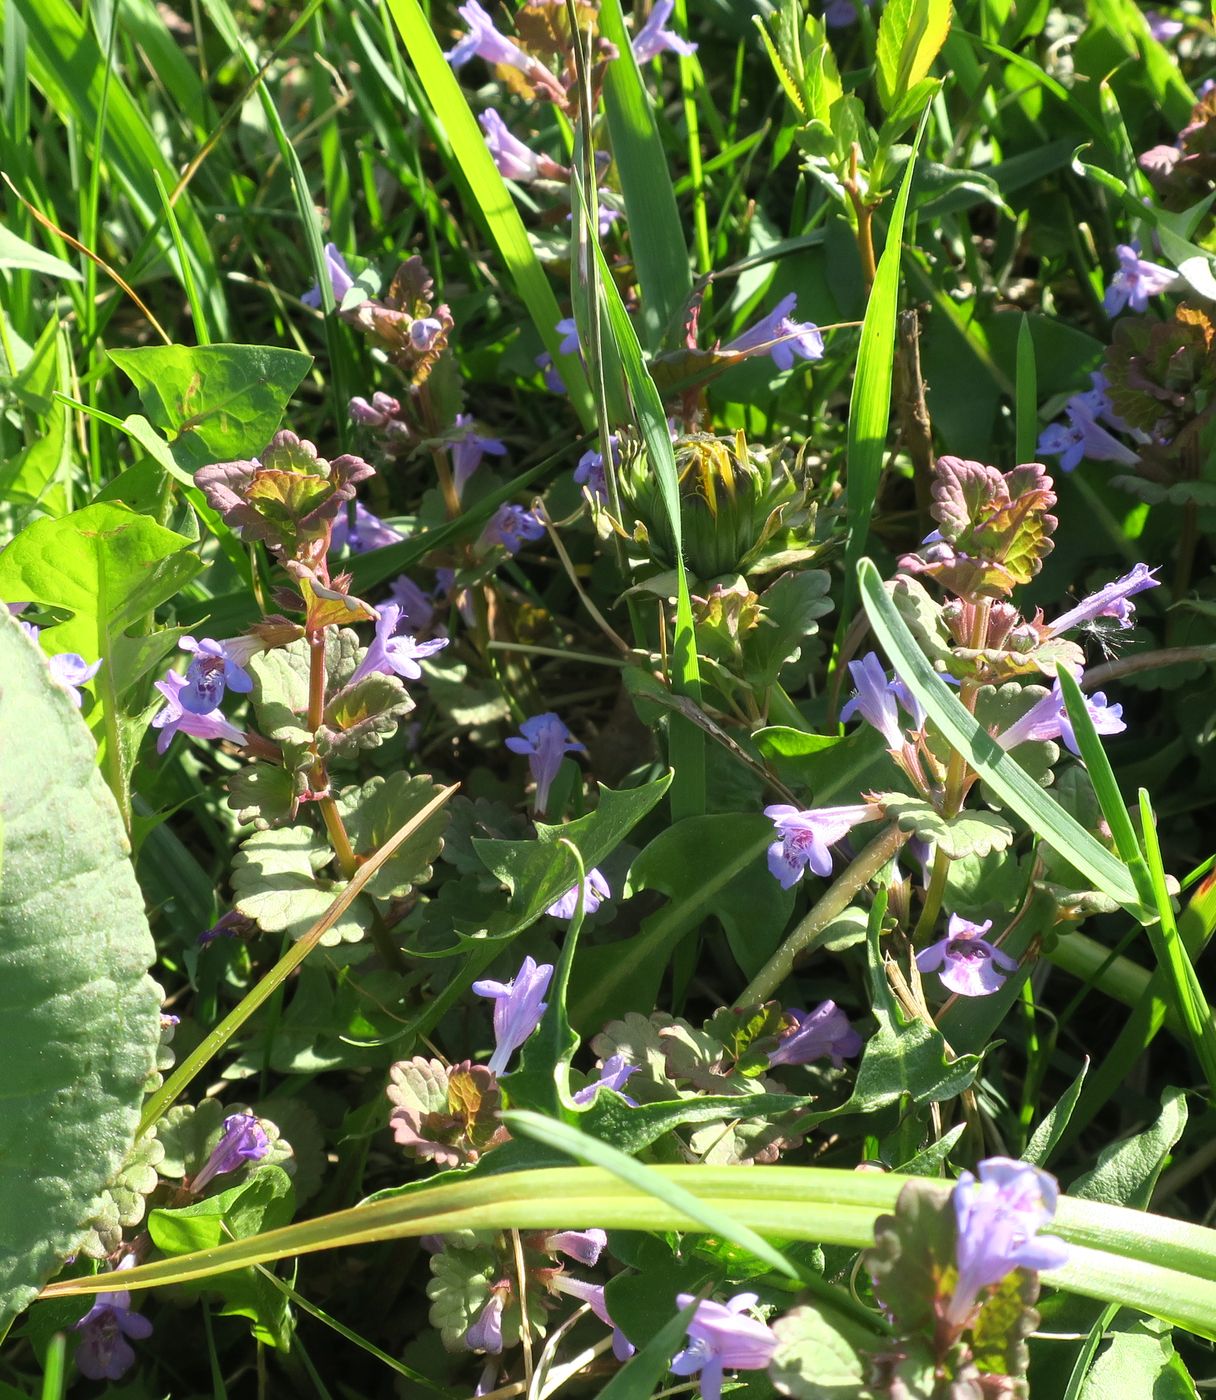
[179,636,255,715]
[723,293,824,371]
[996,678,1125,757]
[190,1110,271,1192]
[916,915,1018,997]
[767,1000,864,1069]
[763,803,879,888]
[348,603,449,686]
[151,670,247,754]
[73,1257,153,1381]
[506,711,586,814]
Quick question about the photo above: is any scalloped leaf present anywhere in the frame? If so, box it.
[769,1304,871,1398]
[319,673,414,757]
[876,794,1015,858]
[230,824,369,945]
[338,773,450,903]
[0,611,163,1323]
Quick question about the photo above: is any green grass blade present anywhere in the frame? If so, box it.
[856,557,1144,914]
[596,0,692,351]
[596,1297,701,1400]
[38,1164,1216,1338]
[1015,312,1036,465]
[1138,787,1216,1095]
[841,109,930,618]
[505,1111,797,1279]
[585,230,706,818]
[383,0,594,427]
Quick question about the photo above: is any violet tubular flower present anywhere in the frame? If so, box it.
[572,1053,640,1107]
[331,502,405,554]
[506,711,586,814]
[839,651,906,748]
[574,434,617,502]
[763,803,878,888]
[632,0,697,61]
[190,1110,270,1192]
[151,671,247,754]
[946,1157,1070,1326]
[1104,243,1176,315]
[478,110,563,183]
[1046,562,1160,637]
[348,603,449,686]
[302,243,355,310]
[19,621,102,707]
[450,413,507,495]
[1036,400,1140,473]
[549,1275,636,1360]
[73,1260,153,1382]
[670,1293,778,1400]
[472,955,554,1076]
[481,502,545,555]
[546,868,610,920]
[556,317,580,356]
[767,1000,864,1069]
[465,1292,506,1353]
[178,636,254,715]
[996,679,1125,757]
[916,915,1018,998]
[545,1228,608,1266]
[723,294,824,372]
[446,0,536,74]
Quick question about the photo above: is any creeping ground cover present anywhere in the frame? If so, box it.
[4,0,1216,1395]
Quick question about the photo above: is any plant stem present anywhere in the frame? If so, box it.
[318,795,358,878]
[740,824,909,1005]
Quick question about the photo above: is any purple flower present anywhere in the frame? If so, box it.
[549,1275,635,1360]
[505,711,585,813]
[447,1,535,75]
[670,1293,778,1400]
[632,0,697,61]
[481,502,545,556]
[1146,10,1184,41]
[996,679,1125,757]
[178,637,254,715]
[1104,243,1175,315]
[388,574,439,636]
[302,243,355,310]
[465,1292,506,1353]
[190,1111,270,1192]
[472,955,554,1076]
[348,603,449,686]
[350,391,402,428]
[546,868,610,920]
[73,1260,153,1381]
[1046,562,1160,637]
[451,413,507,495]
[946,1157,1070,1326]
[545,1229,608,1266]
[535,350,566,394]
[151,671,247,754]
[19,622,102,707]
[916,915,1018,997]
[724,293,824,372]
[572,1053,640,1107]
[1036,400,1139,473]
[767,1001,864,1069]
[763,803,877,888]
[574,435,617,502]
[825,0,872,25]
[556,317,580,356]
[409,316,444,354]
[198,908,253,945]
[479,109,544,182]
[331,502,405,554]
[839,651,907,748]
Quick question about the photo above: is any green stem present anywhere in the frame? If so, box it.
[741,824,909,1005]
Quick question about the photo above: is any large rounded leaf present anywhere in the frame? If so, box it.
[0,611,161,1322]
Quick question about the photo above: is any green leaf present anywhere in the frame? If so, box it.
[865,1176,956,1331]
[841,113,928,618]
[857,557,1145,916]
[769,1303,872,1398]
[472,775,672,938]
[876,793,1015,858]
[1016,312,1038,466]
[319,673,414,757]
[107,343,313,473]
[1024,1059,1089,1170]
[339,773,451,903]
[1069,1086,1187,1210]
[568,814,777,1028]
[0,610,162,1323]
[1078,1318,1199,1400]
[875,0,952,114]
[970,1266,1039,1383]
[597,0,692,351]
[231,825,368,945]
[0,225,82,280]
